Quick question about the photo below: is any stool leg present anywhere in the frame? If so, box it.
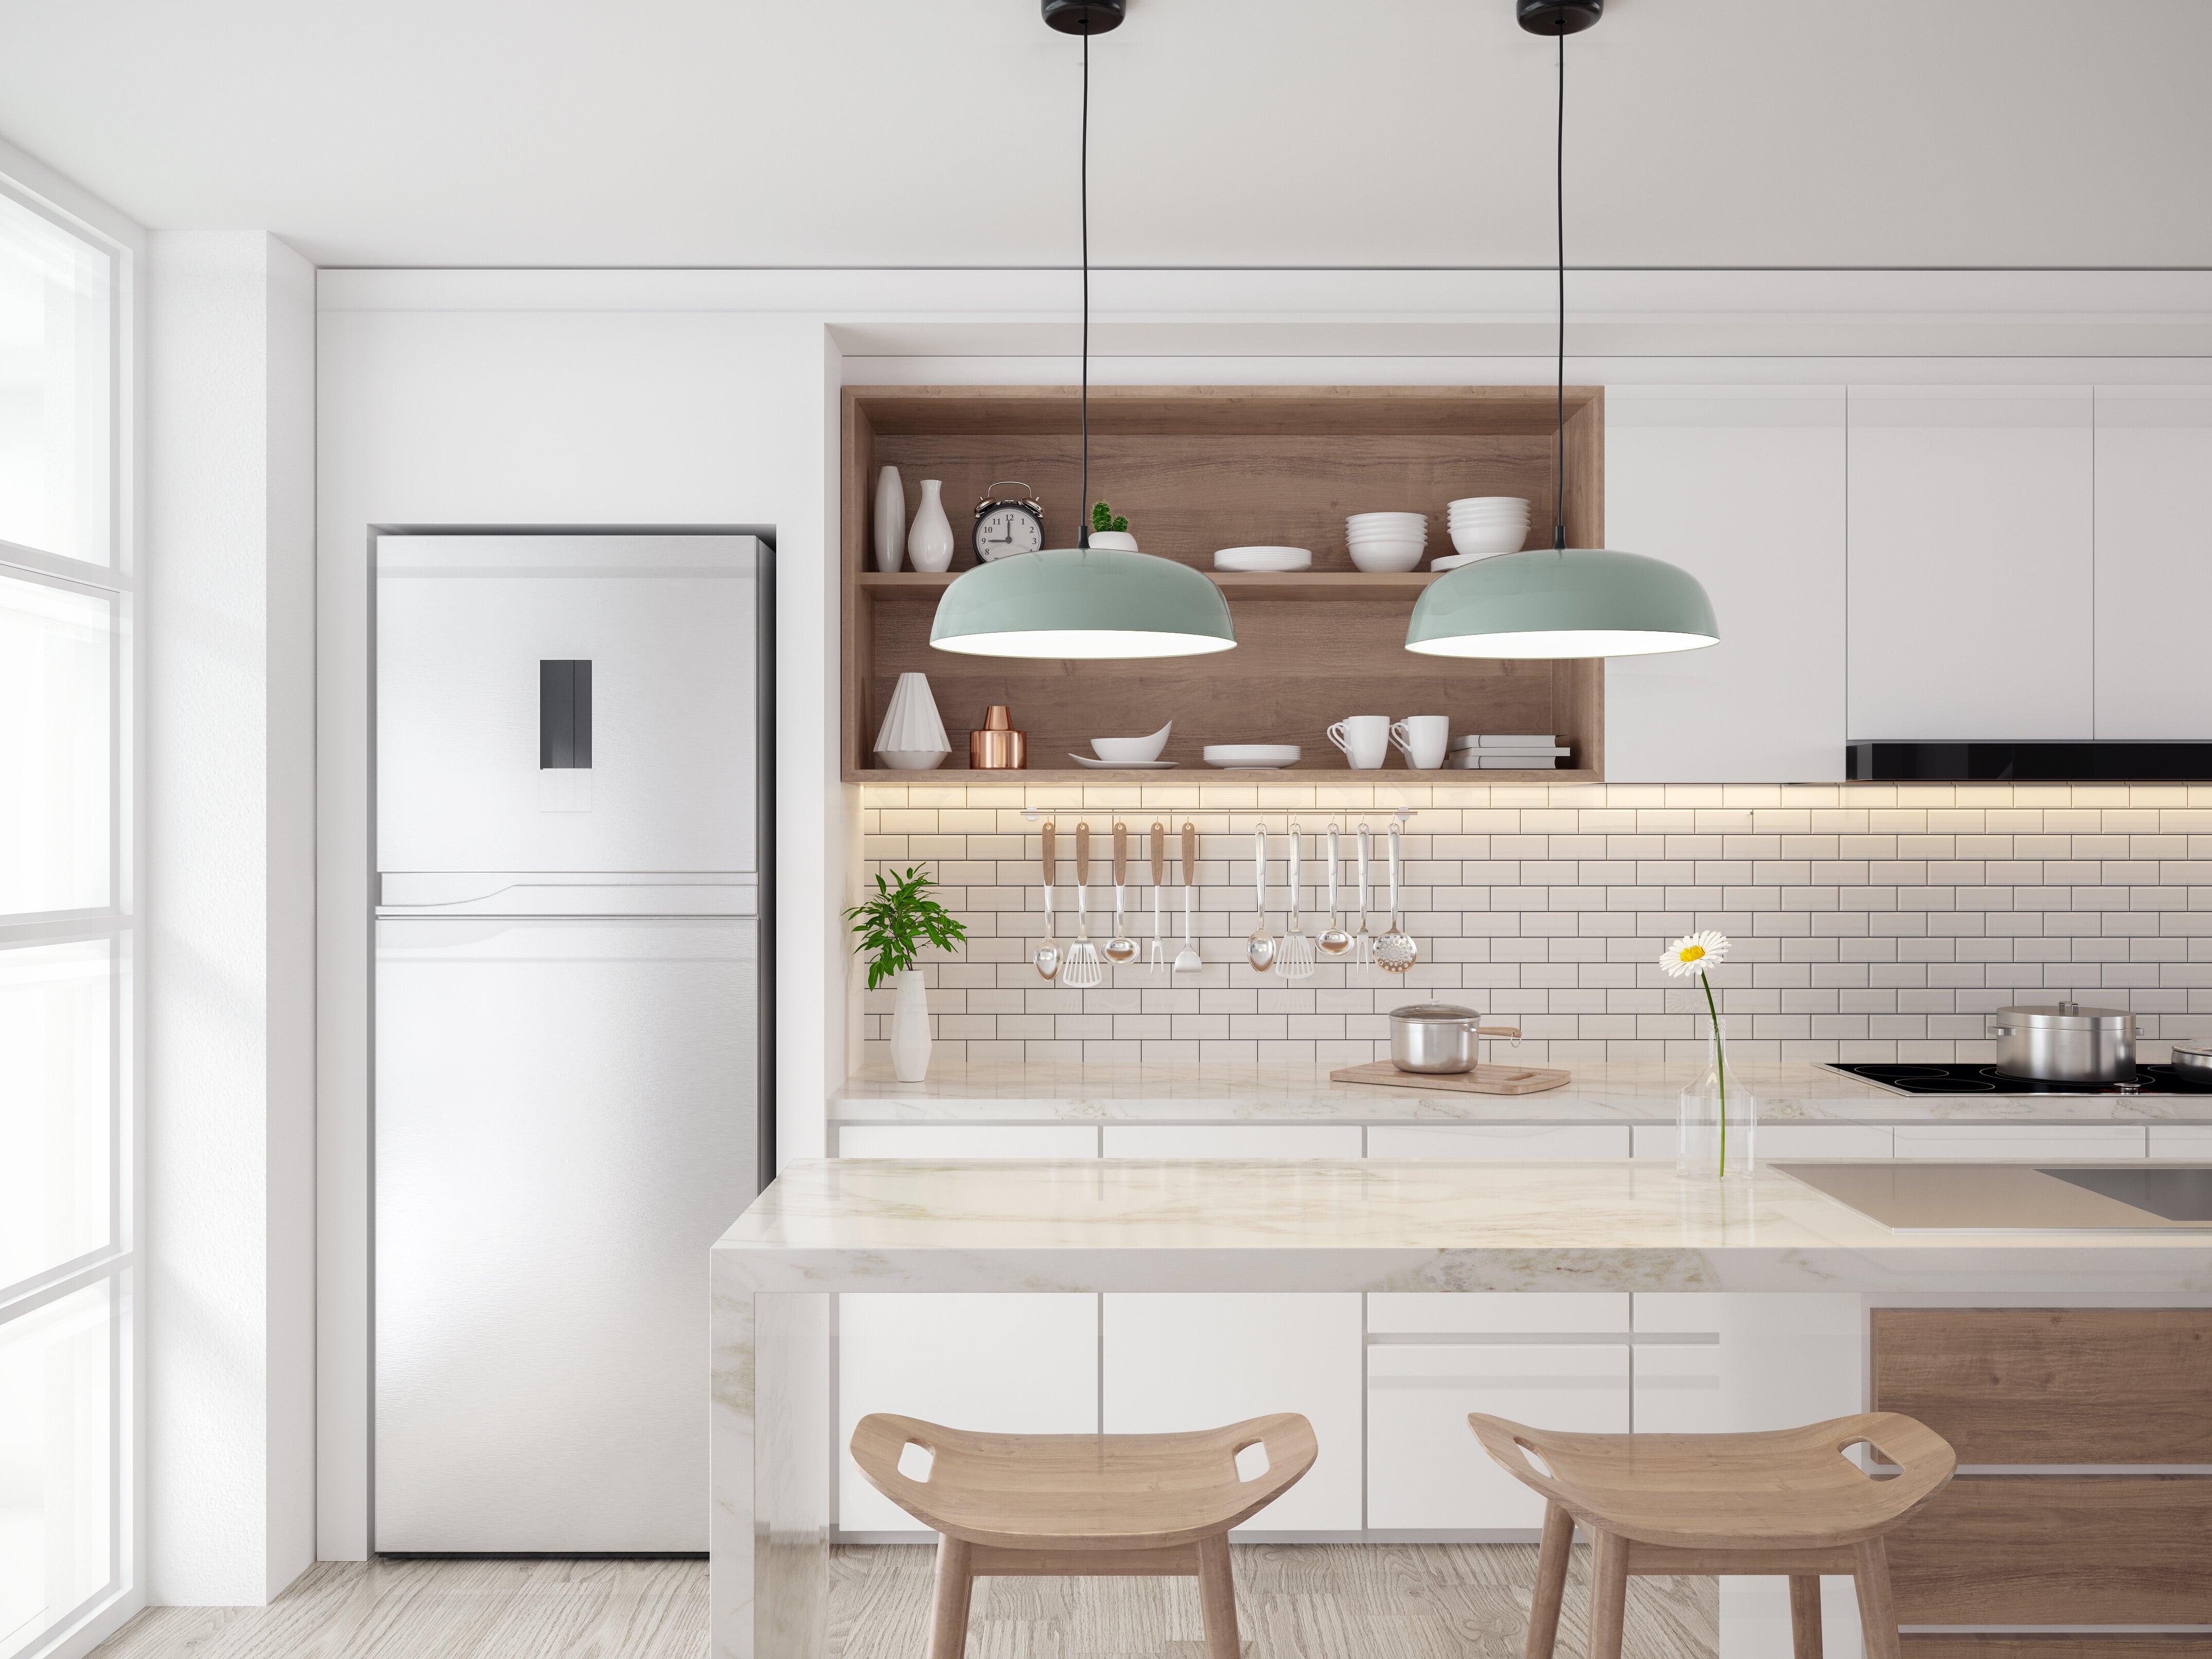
[927,1534,974,1659]
[1587,1529,1630,1659]
[1851,1539,1902,1659]
[1526,1502,1574,1659]
[1196,1532,1241,1659]
[1788,1575,1824,1659]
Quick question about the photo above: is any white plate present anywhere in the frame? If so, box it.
[1203,744,1301,768]
[1069,754,1178,769]
[1213,545,1313,571]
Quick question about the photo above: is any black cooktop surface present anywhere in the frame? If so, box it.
[1824,1061,2212,1097]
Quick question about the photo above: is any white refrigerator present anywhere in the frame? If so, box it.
[372,533,770,1553]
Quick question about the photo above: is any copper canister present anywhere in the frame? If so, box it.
[969,705,1027,769]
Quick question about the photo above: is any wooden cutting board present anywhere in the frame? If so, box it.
[1328,1060,1571,1096]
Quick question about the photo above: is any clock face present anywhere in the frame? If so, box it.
[974,503,1046,561]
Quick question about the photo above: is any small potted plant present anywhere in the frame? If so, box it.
[845,864,968,1081]
[1088,501,1138,552]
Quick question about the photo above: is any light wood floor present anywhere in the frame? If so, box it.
[87,1543,1715,1659]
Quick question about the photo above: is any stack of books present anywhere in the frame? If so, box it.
[1446,734,1571,770]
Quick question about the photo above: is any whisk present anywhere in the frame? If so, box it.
[1275,820,1316,978]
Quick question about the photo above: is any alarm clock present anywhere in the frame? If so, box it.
[972,481,1047,563]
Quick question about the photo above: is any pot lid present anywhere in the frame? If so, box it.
[2170,1039,2212,1058]
[1998,1001,2133,1029]
[1390,1002,1479,1023]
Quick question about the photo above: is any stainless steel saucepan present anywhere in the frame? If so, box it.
[1389,1003,1522,1075]
[1989,1001,2135,1084]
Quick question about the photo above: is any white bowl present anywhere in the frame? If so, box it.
[1449,525,1529,557]
[1449,512,1531,527]
[1214,545,1313,571]
[1204,744,1301,769]
[875,749,950,771]
[1349,544,1425,573]
[1347,512,1427,528]
[1348,532,1426,548]
[1448,496,1531,514]
[1089,720,1173,763]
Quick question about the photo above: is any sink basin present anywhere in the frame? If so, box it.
[1776,1162,2212,1232]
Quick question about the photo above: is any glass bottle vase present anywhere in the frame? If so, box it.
[1677,1015,1755,1180]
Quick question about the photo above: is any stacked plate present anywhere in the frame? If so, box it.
[1203,744,1301,770]
[1447,496,1531,558]
[1346,511,1427,573]
[1214,545,1313,573]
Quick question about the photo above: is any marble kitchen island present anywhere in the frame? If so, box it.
[712,1156,2212,1659]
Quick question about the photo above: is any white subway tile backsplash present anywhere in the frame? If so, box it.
[853,782,2212,1066]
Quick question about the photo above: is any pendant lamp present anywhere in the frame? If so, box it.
[1405,0,1718,661]
[931,0,1235,661]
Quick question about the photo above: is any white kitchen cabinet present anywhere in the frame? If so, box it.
[1605,387,1847,781]
[1103,1293,1364,1532]
[1846,386,2094,740]
[836,1122,1098,1533]
[1367,1123,1631,1159]
[1631,1122,1894,1162]
[2149,1125,2212,1159]
[837,1293,1100,1533]
[1891,1122,2145,1161]
[1368,1292,1630,1334]
[2094,388,2212,737]
[1100,1124,1364,1158]
[1367,1343,1630,1531]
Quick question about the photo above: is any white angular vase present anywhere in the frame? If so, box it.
[873,671,952,771]
[890,968,932,1082]
[872,465,905,573]
[907,479,955,574]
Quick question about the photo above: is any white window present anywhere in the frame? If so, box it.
[0,175,136,1659]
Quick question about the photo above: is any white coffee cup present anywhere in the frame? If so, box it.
[1327,716,1392,770]
[1390,715,1450,770]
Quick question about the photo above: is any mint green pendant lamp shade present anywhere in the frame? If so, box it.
[1405,548,1719,659]
[931,546,1236,659]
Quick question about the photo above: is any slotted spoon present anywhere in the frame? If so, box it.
[1063,822,1104,988]
[1246,826,1278,973]
[1317,824,1354,958]
[1104,822,1140,966]
[1276,820,1316,978]
[1031,820,1062,982]
[1173,822,1202,973]
[1375,818,1420,972]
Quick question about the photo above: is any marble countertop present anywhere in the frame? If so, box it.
[712,1157,2212,1295]
[831,1060,2212,1125]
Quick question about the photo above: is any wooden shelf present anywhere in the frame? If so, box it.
[842,385,1606,784]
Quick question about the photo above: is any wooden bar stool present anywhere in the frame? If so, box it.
[1470,1412,1955,1659]
[849,1411,1317,1659]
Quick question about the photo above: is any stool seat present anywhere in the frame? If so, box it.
[1469,1411,1955,1551]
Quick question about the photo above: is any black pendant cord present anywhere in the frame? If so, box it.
[1079,26,1091,550]
[1553,24,1566,552]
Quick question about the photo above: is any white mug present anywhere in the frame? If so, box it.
[1390,715,1450,770]
[1327,716,1392,771]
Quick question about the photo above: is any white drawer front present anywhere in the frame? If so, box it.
[1367,1344,1629,1531]
[835,1123,1097,1159]
[1632,1122,1894,1161]
[1368,1124,1632,1160]
[2148,1125,2212,1159]
[1367,1293,1630,1336]
[1101,1125,1365,1159]
[1891,1123,2146,1162]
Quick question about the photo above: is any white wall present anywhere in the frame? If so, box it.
[146,229,317,1603]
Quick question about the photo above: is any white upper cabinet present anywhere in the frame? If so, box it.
[1604,387,1847,781]
[1845,387,2094,740]
[2094,388,2212,738]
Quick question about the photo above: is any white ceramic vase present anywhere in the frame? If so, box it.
[890,968,932,1081]
[873,466,905,573]
[907,479,955,574]
[873,671,952,770]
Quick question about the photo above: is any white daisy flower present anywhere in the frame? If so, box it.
[1658,931,1731,977]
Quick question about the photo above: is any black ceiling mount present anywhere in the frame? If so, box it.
[1043,0,1125,34]
[1517,0,1602,34]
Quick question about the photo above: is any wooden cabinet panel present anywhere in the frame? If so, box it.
[1890,1477,2212,1625]
[2094,388,2212,738]
[1846,387,2094,740]
[1605,387,1847,781]
[1873,1308,2212,1464]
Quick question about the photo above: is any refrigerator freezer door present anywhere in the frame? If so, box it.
[373,916,758,1552]
[376,535,759,876]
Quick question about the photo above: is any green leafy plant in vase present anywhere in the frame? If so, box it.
[1088,501,1138,552]
[846,864,968,1082]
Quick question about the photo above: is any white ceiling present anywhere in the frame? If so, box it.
[0,0,2205,271]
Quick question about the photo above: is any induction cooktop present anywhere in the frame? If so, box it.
[1823,1061,2212,1097]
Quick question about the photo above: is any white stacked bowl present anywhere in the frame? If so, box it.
[1447,495,1531,558]
[1347,510,1427,573]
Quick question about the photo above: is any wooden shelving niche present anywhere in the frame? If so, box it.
[843,385,1606,783]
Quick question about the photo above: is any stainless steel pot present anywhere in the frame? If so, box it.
[1388,1003,1521,1075]
[1989,1001,2135,1084]
[2170,1040,2212,1083]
